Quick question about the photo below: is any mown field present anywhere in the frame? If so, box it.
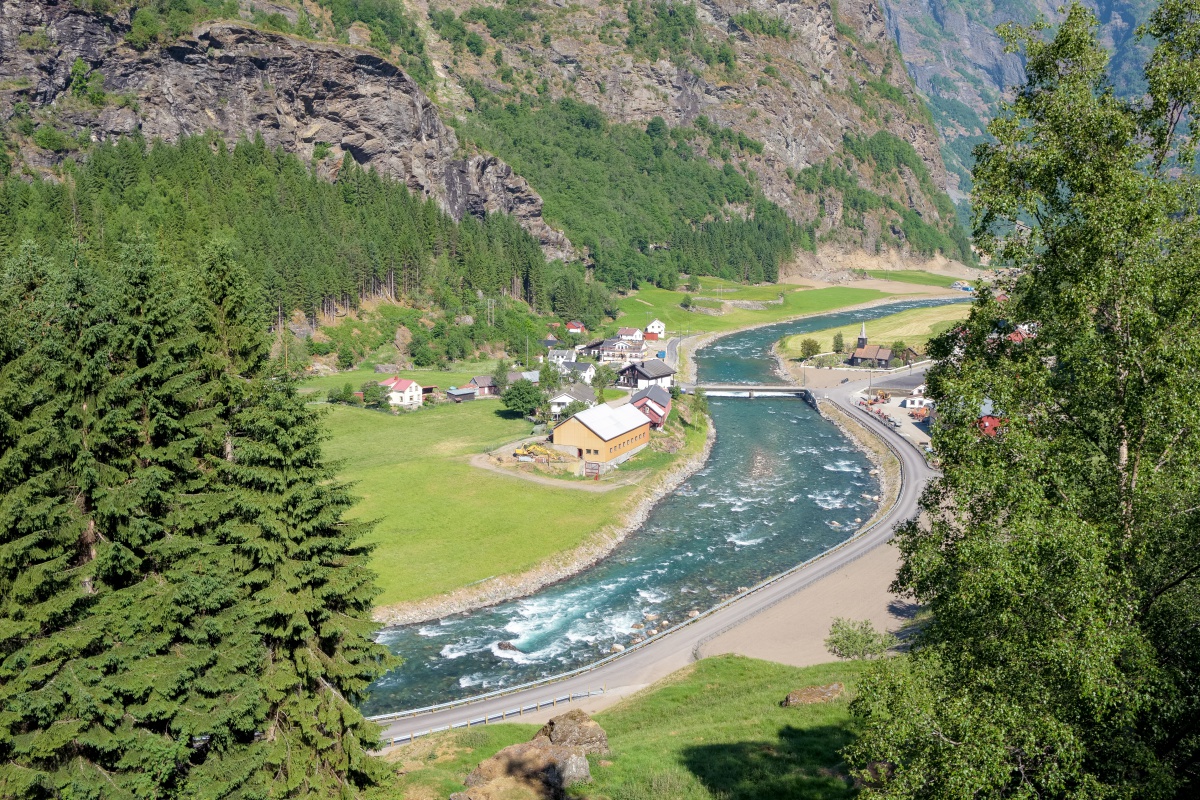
[862,269,960,288]
[319,400,704,607]
[616,285,893,336]
[377,656,871,800]
[779,303,970,357]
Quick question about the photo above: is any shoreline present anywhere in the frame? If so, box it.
[371,294,938,629]
[372,416,717,628]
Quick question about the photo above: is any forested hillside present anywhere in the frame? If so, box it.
[0,134,610,363]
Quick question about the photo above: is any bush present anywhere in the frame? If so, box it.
[832,331,845,353]
[824,617,897,660]
[799,338,821,359]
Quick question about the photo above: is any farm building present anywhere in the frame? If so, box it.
[447,387,476,403]
[551,404,652,466]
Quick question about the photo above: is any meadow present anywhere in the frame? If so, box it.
[616,284,894,336]
[377,655,871,800]
[779,303,970,357]
[862,269,959,288]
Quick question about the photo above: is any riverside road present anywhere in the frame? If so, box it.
[377,368,935,746]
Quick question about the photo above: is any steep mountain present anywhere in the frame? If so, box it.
[879,0,1154,198]
[0,0,971,281]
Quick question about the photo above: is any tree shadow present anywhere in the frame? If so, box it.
[681,724,858,799]
[887,599,921,620]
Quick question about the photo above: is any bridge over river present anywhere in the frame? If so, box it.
[687,383,813,400]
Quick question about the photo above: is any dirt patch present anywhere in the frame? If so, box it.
[781,683,845,706]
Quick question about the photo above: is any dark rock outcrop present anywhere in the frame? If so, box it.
[0,1,572,260]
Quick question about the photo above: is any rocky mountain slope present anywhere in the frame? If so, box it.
[879,0,1154,198]
[0,0,968,267]
[0,0,572,259]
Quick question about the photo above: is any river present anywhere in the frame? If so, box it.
[359,297,964,716]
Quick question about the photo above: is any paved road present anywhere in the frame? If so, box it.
[665,336,681,369]
[377,370,934,746]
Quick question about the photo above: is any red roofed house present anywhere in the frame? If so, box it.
[566,320,587,335]
[616,326,644,342]
[630,385,672,429]
[977,415,1004,438]
[380,377,423,409]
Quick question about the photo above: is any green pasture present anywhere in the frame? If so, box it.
[780,303,970,357]
[862,269,959,288]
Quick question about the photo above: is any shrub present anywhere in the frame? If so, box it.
[824,617,897,660]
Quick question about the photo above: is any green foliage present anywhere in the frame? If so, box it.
[625,0,721,66]
[18,27,52,51]
[361,380,387,407]
[560,399,589,418]
[501,377,542,415]
[593,363,617,402]
[825,618,898,660]
[731,10,792,39]
[462,0,539,42]
[31,124,75,152]
[455,96,808,288]
[0,240,392,797]
[849,4,1200,795]
[799,337,821,359]
[0,134,567,365]
[832,331,845,353]
[314,0,432,82]
[429,8,486,55]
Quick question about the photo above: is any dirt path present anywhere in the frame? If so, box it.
[468,453,645,493]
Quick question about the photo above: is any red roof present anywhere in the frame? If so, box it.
[977,415,1004,438]
[567,320,585,331]
[381,377,418,391]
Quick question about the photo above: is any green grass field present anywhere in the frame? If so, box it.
[377,656,872,800]
[321,402,633,605]
[617,286,892,336]
[863,270,958,288]
[298,362,501,396]
[780,303,970,357]
[320,401,705,607]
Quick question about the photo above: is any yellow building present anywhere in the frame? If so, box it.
[551,404,652,464]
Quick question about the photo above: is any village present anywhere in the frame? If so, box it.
[332,318,684,480]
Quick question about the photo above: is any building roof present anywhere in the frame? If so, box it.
[561,361,595,374]
[977,415,1003,438]
[469,375,496,387]
[567,320,585,329]
[447,386,476,396]
[548,349,574,361]
[600,338,634,350]
[633,398,667,420]
[381,377,418,391]
[507,371,541,384]
[621,358,676,379]
[852,344,893,362]
[631,384,671,407]
[562,403,651,441]
[551,383,596,405]
[648,318,664,327]
[617,326,641,336]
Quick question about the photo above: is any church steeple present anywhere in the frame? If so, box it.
[857,322,868,350]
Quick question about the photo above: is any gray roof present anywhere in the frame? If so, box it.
[447,387,475,396]
[552,383,596,405]
[562,403,650,441]
[561,361,595,373]
[469,375,495,387]
[621,358,676,379]
[548,349,574,361]
[632,384,671,407]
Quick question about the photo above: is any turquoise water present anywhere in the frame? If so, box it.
[360,298,964,715]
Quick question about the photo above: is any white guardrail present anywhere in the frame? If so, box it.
[369,393,915,746]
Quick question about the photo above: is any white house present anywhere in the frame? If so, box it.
[547,383,597,419]
[645,319,666,336]
[547,349,574,365]
[616,326,644,342]
[618,358,676,390]
[559,361,597,385]
[380,377,422,409]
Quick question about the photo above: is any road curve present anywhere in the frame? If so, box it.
[376,371,934,746]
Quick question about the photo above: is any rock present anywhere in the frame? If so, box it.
[455,314,475,326]
[737,586,749,593]
[630,622,644,630]
[688,609,700,618]
[782,683,845,707]
[496,640,521,652]
[374,364,400,374]
[465,738,591,793]
[0,3,573,260]
[643,613,658,621]
[609,643,624,653]
[535,709,610,755]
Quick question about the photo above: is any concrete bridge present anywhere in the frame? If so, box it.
[687,383,813,400]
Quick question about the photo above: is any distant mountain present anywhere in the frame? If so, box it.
[880,0,1154,200]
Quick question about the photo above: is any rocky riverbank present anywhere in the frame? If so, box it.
[373,416,717,627]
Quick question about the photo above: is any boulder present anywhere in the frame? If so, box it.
[782,683,844,707]
[535,709,610,756]
[464,738,590,793]
[496,640,521,652]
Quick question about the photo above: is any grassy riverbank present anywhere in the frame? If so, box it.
[862,269,959,288]
[779,303,969,357]
[376,656,870,800]
[616,283,893,335]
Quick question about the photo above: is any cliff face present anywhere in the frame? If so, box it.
[420,0,958,246]
[0,0,573,260]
